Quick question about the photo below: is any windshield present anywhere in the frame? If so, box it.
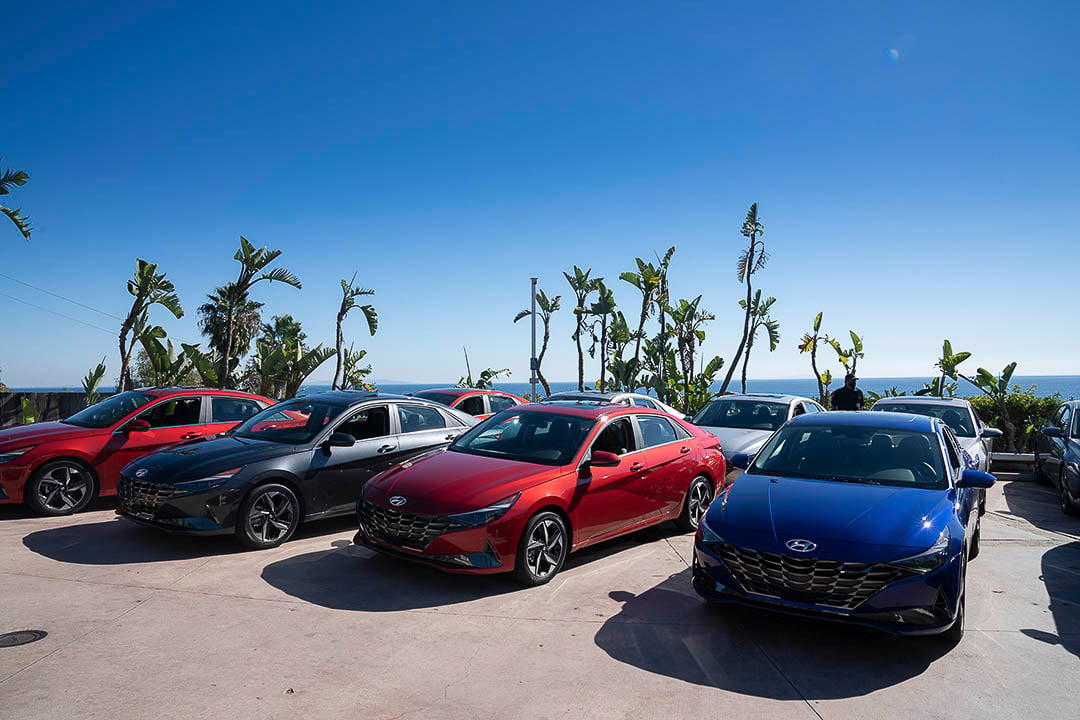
[451,410,597,466]
[747,423,948,489]
[693,399,788,431]
[414,391,459,407]
[232,399,347,444]
[64,391,155,428]
[873,403,975,438]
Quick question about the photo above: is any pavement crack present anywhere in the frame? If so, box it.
[664,537,690,567]
[752,642,825,720]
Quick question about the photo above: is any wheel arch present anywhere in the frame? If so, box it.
[243,474,308,519]
[30,455,100,497]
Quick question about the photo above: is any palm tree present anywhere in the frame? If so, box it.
[564,266,598,391]
[797,312,827,404]
[619,255,664,383]
[338,345,374,390]
[738,291,780,392]
[198,283,264,384]
[117,259,184,392]
[514,288,561,396]
[935,339,971,397]
[82,358,107,406]
[332,275,377,391]
[586,281,618,392]
[653,246,676,399]
[259,314,306,347]
[1,160,31,240]
[216,236,302,388]
[718,203,766,395]
[251,339,335,399]
[667,296,715,412]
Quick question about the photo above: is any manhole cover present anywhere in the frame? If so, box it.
[0,630,48,648]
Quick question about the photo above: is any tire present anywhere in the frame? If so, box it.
[25,460,96,516]
[1034,452,1050,484]
[1061,469,1079,517]
[513,511,569,587]
[677,475,714,532]
[968,519,981,560]
[943,589,965,644]
[235,483,301,550]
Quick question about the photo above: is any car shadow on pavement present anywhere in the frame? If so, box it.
[1021,540,1080,661]
[594,568,952,700]
[21,514,358,565]
[999,480,1080,538]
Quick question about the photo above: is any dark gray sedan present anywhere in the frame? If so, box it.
[1035,400,1080,517]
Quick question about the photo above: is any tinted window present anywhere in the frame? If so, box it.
[64,391,154,429]
[632,397,659,410]
[139,397,202,428]
[693,399,788,431]
[592,418,636,455]
[1073,410,1080,438]
[1061,406,1073,438]
[338,405,390,440]
[398,404,447,433]
[457,395,486,416]
[638,415,678,447]
[451,410,596,465]
[211,397,262,423]
[488,394,517,413]
[414,391,459,407]
[234,399,345,444]
[803,403,821,414]
[873,402,976,438]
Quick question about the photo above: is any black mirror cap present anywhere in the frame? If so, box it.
[958,469,996,489]
[1041,426,1064,439]
[328,432,356,448]
[728,452,751,470]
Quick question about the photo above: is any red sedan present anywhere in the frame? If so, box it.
[356,402,725,585]
[412,388,526,420]
[0,388,272,515]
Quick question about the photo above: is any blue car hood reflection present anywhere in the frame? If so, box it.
[710,473,952,553]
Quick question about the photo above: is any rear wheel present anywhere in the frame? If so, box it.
[513,511,568,587]
[677,475,714,531]
[236,483,301,549]
[1061,469,1079,517]
[25,460,95,516]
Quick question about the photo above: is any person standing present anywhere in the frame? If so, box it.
[831,373,864,411]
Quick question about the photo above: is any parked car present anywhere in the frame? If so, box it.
[356,402,725,585]
[691,394,825,462]
[116,391,479,548]
[1034,400,1080,517]
[0,388,272,516]
[693,411,994,642]
[541,390,687,420]
[871,396,1001,515]
[412,388,526,420]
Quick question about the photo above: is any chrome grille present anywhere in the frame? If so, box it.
[712,543,915,610]
[358,501,455,551]
[118,478,176,518]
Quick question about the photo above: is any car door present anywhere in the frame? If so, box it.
[206,396,267,438]
[306,404,398,516]
[95,395,207,492]
[636,414,698,518]
[943,426,979,535]
[570,416,651,544]
[487,393,518,417]
[1049,405,1071,479]
[394,402,466,459]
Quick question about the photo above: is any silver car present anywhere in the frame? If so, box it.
[871,396,1002,514]
[542,391,688,420]
[691,394,826,462]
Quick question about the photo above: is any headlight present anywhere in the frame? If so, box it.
[0,446,35,464]
[699,514,723,543]
[889,527,951,574]
[174,466,245,494]
[445,493,520,527]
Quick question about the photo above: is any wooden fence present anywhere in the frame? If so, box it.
[0,392,105,428]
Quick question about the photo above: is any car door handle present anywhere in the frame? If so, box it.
[679,446,691,454]
[181,432,202,440]
[445,433,460,441]
[629,462,644,472]
[377,444,395,454]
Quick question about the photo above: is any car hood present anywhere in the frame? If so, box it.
[706,473,952,556]
[364,449,566,515]
[698,426,772,457]
[122,436,299,483]
[0,421,103,448]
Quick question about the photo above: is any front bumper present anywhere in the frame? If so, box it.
[692,539,962,636]
[115,475,244,535]
[0,463,32,503]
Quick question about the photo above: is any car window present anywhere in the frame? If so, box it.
[397,404,447,433]
[592,417,636,456]
[1073,410,1080,438]
[942,427,963,477]
[692,399,787,431]
[488,394,517,413]
[802,402,821,414]
[211,397,263,423]
[138,397,202,428]
[637,415,678,447]
[631,397,659,410]
[234,399,344,444]
[457,395,486,416]
[792,403,806,417]
[873,402,976,438]
[414,391,458,407]
[1061,406,1073,437]
[65,391,155,429]
[337,405,390,440]
[1053,405,1067,428]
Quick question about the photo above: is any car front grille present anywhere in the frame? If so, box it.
[358,501,455,551]
[712,542,916,610]
[118,478,177,519]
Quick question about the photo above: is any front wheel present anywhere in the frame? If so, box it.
[236,483,301,550]
[1034,452,1050,484]
[25,460,95,516]
[676,475,714,531]
[943,590,966,644]
[513,511,569,587]
[1061,470,1079,517]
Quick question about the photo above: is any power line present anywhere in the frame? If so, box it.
[0,290,115,335]
[0,271,124,321]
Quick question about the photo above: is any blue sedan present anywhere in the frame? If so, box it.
[692,411,995,642]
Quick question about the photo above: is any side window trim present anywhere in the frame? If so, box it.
[395,402,449,434]
[634,414,683,448]
[593,416,640,457]
[131,395,206,430]
[331,404,392,440]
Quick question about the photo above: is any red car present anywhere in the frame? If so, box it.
[0,388,272,516]
[413,388,526,420]
[355,402,725,585]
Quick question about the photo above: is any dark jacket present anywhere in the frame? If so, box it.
[831,386,864,411]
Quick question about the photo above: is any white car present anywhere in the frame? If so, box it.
[691,394,826,461]
[541,391,688,420]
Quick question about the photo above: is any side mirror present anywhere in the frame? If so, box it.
[327,432,356,448]
[980,428,1003,439]
[728,452,751,470]
[125,418,151,433]
[683,415,694,423]
[958,469,996,489]
[1042,426,1063,438]
[588,450,620,467]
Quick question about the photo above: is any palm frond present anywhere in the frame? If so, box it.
[0,168,29,195]
[513,309,532,323]
[259,267,302,289]
[2,205,31,239]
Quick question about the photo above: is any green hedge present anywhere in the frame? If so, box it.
[967,386,1063,453]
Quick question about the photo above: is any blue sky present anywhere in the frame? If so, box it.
[2,1,1077,387]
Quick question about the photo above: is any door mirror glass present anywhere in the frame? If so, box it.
[1042,426,1064,438]
[327,432,356,448]
[589,450,620,467]
[957,469,995,489]
[125,418,151,433]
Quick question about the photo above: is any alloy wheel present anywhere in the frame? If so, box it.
[37,464,91,512]
[687,480,713,529]
[525,518,566,580]
[248,490,296,544]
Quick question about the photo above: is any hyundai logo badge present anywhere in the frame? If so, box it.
[786,539,817,553]
[135,468,148,479]
[388,496,407,507]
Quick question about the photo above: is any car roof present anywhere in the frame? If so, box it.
[285,390,423,407]
[517,401,651,419]
[789,410,938,432]
[710,393,809,404]
[140,387,269,400]
[413,388,512,397]
[872,396,972,408]
[546,391,618,400]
